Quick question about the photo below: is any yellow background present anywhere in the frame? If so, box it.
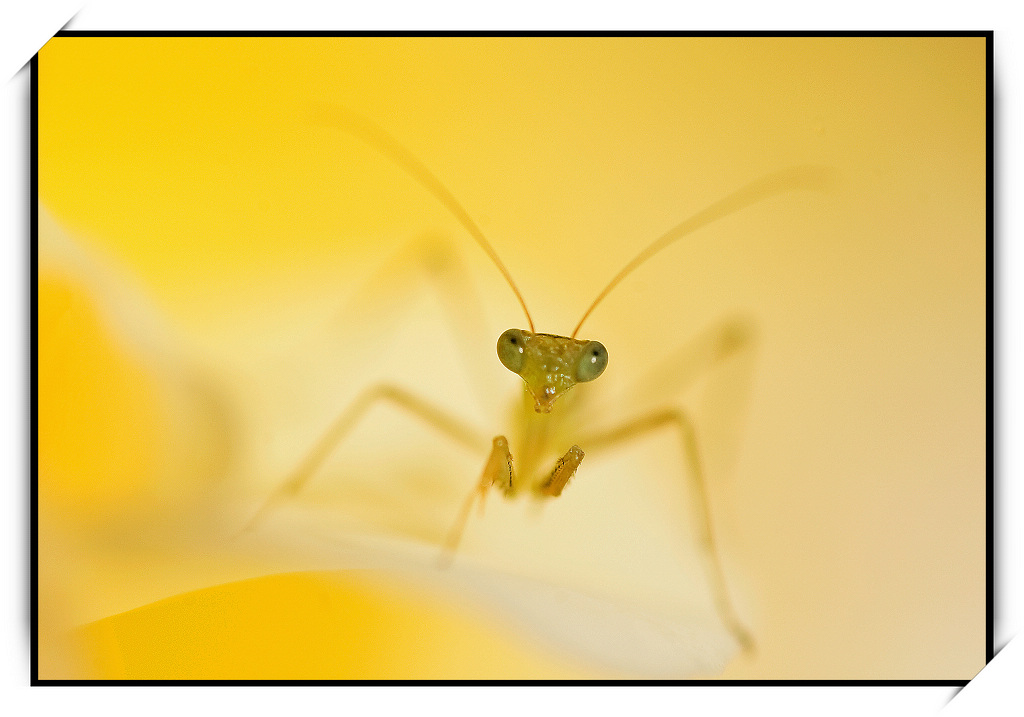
[38,37,986,679]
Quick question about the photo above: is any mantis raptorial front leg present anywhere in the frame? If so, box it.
[440,436,514,562]
[246,383,486,531]
[440,439,586,562]
[538,445,585,498]
[581,408,753,651]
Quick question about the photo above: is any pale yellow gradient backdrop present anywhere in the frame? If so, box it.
[38,37,986,679]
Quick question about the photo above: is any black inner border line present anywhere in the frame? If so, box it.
[29,31,993,688]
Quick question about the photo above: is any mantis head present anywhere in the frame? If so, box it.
[496,329,608,413]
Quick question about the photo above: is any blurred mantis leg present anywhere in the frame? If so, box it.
[246,383,486,530]
[614,316,759,515]
[581,408,754,652]
[622,316,757,410]
[281,236,493,412]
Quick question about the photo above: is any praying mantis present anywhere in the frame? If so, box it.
[249,106,835,656]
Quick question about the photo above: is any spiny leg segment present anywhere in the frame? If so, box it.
[538,445,585,498]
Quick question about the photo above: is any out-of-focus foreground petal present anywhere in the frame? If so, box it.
[77,571,589,680]
[38,206,239,677]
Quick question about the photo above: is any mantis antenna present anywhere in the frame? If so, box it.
[571,165,838,339]
[312,104,535,333]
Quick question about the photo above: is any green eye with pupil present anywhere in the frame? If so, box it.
[497,328,526,373]
[576,341,608,382]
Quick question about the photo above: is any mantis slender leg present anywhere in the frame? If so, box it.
[341,239,494,410]
[574,318,757,650]
[246,383,487,531]
[580,407,754,651]
[581,321,757,651]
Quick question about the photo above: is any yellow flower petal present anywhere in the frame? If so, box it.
[79,570,592,680]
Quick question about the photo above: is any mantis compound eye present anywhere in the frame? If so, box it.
[575,340,608,382]
[497,328,527,374]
